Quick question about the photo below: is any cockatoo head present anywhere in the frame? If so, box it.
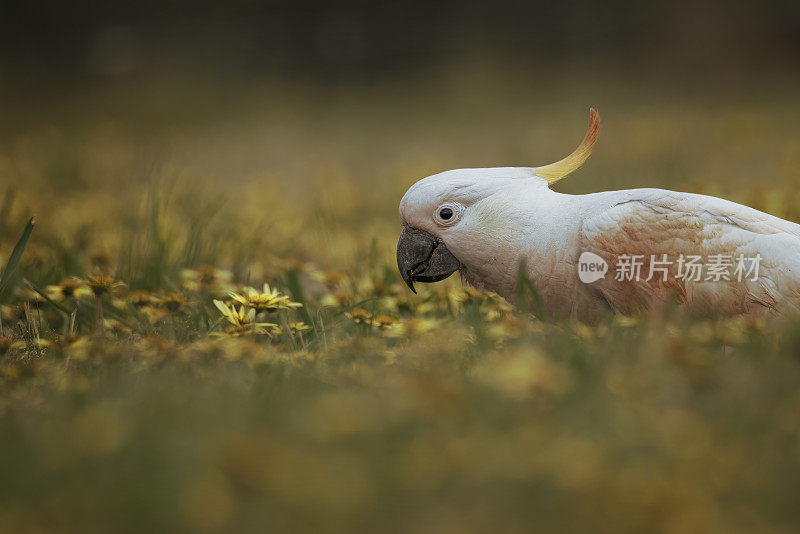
[397,109,600,293]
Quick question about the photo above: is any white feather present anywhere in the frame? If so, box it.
[399,168,800,320]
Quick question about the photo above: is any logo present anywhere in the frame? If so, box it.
[576,252,762,284]
[578,251,608,283]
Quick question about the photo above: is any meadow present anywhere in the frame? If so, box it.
[2,69,800,533]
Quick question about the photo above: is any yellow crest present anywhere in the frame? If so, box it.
[535,108,601,184]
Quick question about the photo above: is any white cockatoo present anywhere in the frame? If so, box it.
[397,109,800,321]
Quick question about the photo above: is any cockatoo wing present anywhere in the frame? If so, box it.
[580,189,800,316]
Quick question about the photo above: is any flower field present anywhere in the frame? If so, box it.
[2,74,800,533]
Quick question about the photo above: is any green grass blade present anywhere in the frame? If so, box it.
[24,279,70,315]
[0,216,36,295]
[516,259,547,321]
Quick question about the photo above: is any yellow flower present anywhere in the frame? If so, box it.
[181,266,233,293]
[45,278,92,301]
[48,334,89,356]
[85,274,125,296]
[159,292,188,312]
[128,290,157,308]
[213,300,278,336]
[346,308,372,324]
[228,284,301,312]
[288,322,311,334]
[372,315,395,329]
[384,317,438,338]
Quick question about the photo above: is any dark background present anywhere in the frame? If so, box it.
[2,0,799,87]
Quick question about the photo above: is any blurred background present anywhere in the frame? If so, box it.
[3,0,800,84]
[2,0,799,269]
[2,2,800,533]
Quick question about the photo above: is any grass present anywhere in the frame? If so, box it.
[2,71,800,533]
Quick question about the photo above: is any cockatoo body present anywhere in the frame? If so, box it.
[397,110,800,321]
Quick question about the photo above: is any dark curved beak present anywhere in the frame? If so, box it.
[397,225,461,293]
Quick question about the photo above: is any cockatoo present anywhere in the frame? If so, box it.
[397,109,800,321]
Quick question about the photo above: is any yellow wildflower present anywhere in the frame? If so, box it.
[86,274,124,296]
[213,300,278,336]
[288,322,311,334]
[130,292,167,322]
[384,317,438,338]
[160,292,188,312]
[181,265,233,293]
[347,308,372,324]
[372,315,395,329]
[45,278,92,301]
[48,334,89,356]
[228,284,301,312]
[128,290,157,308]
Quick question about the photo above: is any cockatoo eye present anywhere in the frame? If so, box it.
[433,202,462,226]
